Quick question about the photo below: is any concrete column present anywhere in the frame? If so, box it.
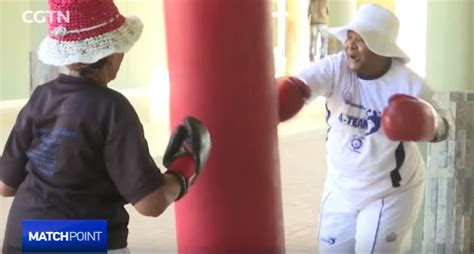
[426,0,473,92]
[421,2,474,253]
[327,0,357,53]
[286,0,357,74]
[286,0,310,74]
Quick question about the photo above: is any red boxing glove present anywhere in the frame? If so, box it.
[277,76,311,122]
[166,154,196,180]
[382,94,437,142]
[163,117,211,200]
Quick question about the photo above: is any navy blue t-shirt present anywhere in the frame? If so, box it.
[0,74,165,252]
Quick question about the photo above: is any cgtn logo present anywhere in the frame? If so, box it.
[22,10,70,24]
[22,220,107,252]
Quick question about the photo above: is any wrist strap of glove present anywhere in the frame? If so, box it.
[431,115,449,143]
[164,171,188,201]
[165,154,195,200]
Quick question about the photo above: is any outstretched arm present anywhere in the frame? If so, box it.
[278,54,338,122]
[277,76,311,122]
[133,117,211,217]
[133,174,181,217]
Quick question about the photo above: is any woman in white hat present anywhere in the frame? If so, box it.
[0,0,210,253]
[276,3,453,253]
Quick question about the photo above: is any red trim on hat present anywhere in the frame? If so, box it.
[47,0,126,41]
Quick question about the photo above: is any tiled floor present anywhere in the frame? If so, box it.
[0,95,328,253]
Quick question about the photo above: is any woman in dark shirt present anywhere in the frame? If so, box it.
[0,0,210,253]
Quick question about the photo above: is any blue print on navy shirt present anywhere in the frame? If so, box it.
[26,128,77,176]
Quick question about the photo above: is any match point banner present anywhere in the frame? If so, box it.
[22,220,107,253]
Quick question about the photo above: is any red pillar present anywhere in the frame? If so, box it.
[164,1,285,253]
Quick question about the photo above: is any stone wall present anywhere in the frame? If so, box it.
[423,92,474,253]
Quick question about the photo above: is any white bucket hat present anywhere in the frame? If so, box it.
[38,0,143,66]
[329,3,410,63]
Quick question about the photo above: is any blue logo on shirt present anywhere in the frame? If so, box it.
[339,107,381,153]
[338,109,381,136]
[343,91,366,110]
[365,109,381,136]
[321,236,336,245]
[26,128,77,176]
[350,135,364,153]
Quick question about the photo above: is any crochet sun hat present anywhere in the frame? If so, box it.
[38,0,143,66]
[329,3,410,63]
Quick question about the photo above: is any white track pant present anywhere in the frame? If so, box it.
[318,182,424,254]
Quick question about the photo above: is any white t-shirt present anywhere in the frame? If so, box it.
[297,52,448,209]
